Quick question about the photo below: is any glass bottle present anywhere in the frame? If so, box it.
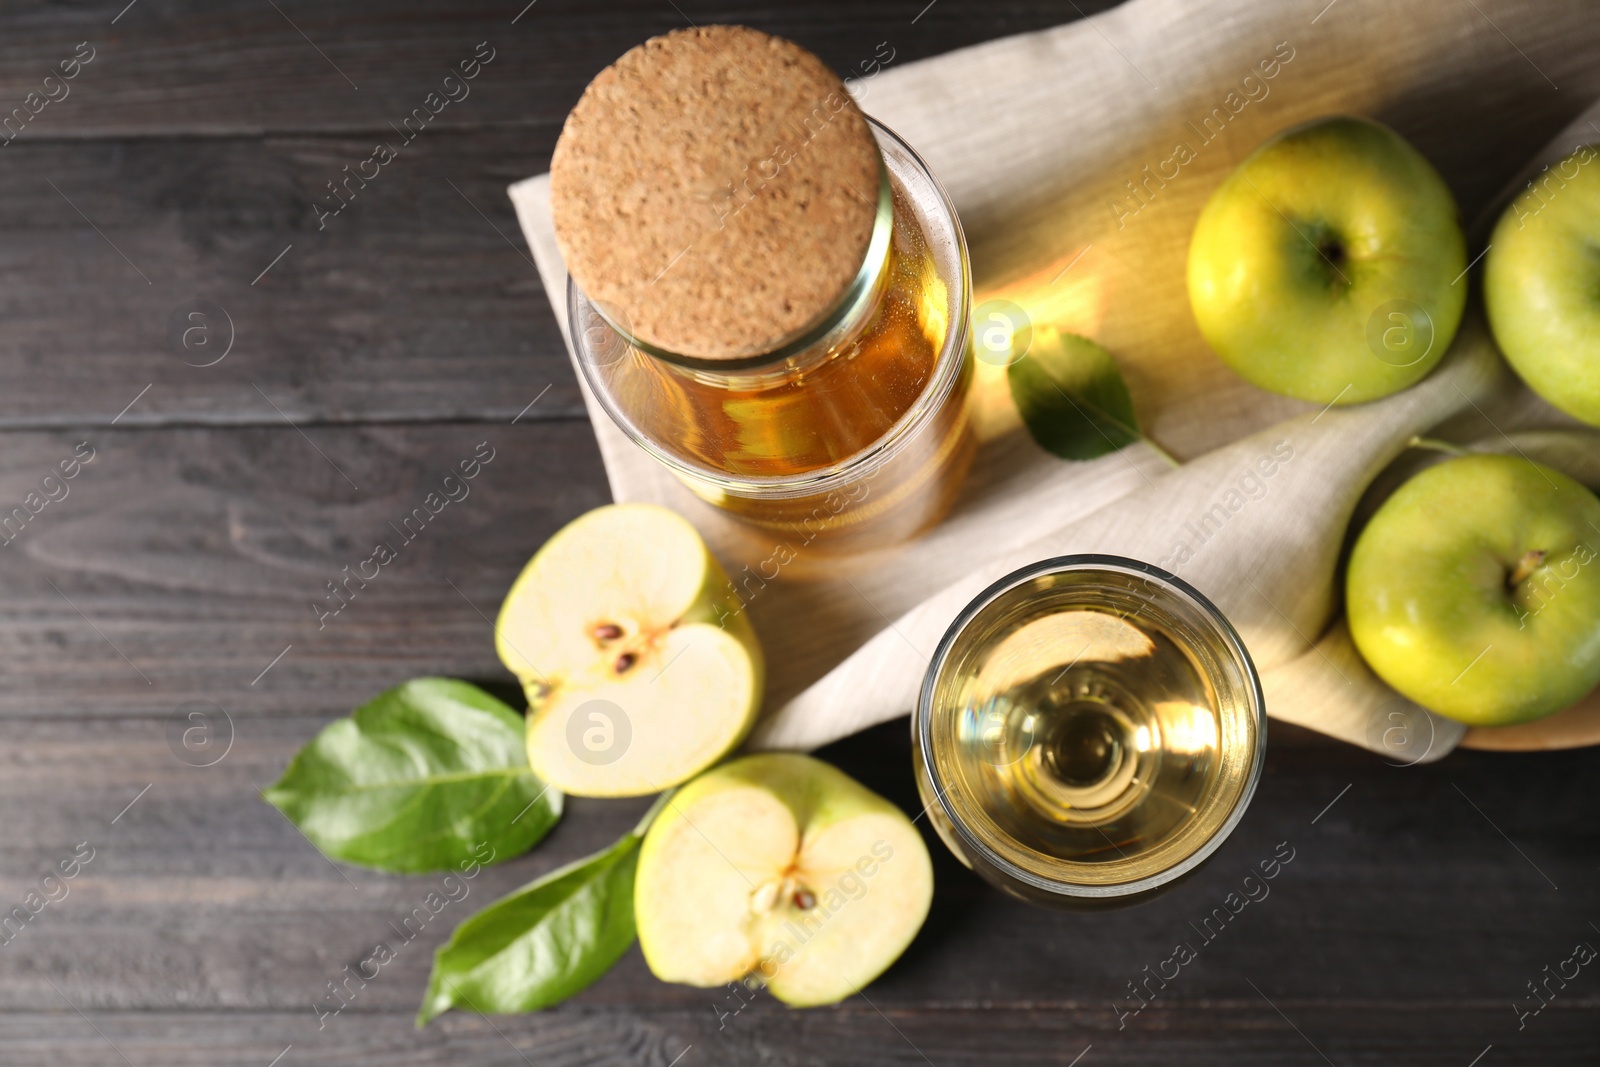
[570,118,974,554]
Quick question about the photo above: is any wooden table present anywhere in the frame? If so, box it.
[1,1,1595,1063]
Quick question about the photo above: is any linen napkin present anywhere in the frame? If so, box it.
[509,0,1600,762]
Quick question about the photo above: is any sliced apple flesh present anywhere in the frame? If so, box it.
[495,504,763,797]
[635,753,934,1007]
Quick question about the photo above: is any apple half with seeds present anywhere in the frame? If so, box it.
[635,753,934,1007]
[495,504,763,797]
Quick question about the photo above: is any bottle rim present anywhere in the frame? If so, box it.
[915,554,1268,901]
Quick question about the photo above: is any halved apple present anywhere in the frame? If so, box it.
[635,753,934,1007]
[495,504,763,797]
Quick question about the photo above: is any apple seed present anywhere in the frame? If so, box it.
[592,621,624,642]
[749,880,781,915]
[791,888,817,910]
[614,651,638,674]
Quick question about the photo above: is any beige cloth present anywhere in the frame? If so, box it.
[510,0,1600,763]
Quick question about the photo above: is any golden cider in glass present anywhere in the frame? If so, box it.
[915,557,1266,907]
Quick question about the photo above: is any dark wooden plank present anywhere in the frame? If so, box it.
[0,421,608,716]
[0,130,578,429]
[1,1005,1595,1067]
[0,1,1123,137]
[0,716,1594,1062]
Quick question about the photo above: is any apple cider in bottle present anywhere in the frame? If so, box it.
[551,26,973,553]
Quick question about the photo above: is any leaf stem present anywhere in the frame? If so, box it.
[634,787,678,836]
[1408,435,1470,457]
[1140,434,1181,469]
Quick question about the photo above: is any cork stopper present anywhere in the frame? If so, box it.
[550,26,882,361]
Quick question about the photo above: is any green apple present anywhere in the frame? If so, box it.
[1485,143,1600,426]
[1347,454,1600,725]
[496,504,763,797]
[1188,115,1467,404]
[635,753,933,1007]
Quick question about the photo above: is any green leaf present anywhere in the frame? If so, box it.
[1008,332,1143,461]
[416,827,642,1025]
[263,678,561,874]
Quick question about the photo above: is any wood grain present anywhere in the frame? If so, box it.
[0,422,607,716]
[0,132,576,428]
[3,1006,1597,1067]
[0,1,1122,138]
